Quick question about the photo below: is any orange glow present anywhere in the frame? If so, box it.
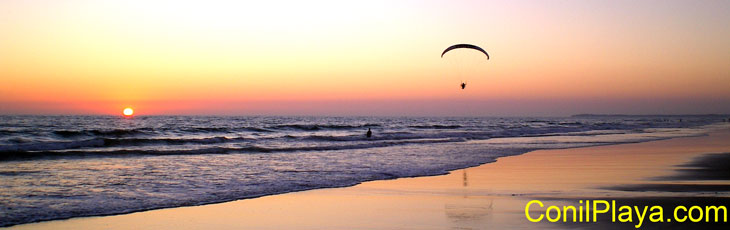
[1,1,729,115]
[123,108,134,116]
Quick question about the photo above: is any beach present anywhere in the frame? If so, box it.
[7,127,729,229]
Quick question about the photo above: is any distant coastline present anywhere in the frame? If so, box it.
[571,114,729,118]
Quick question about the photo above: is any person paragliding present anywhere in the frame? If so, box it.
[441,44,489,90]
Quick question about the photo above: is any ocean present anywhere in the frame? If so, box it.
[0,115,724,226]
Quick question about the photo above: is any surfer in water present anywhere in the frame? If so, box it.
[366,128,372,138]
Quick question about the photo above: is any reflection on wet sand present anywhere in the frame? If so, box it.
[463,169,468,187]
[445,169,493,224]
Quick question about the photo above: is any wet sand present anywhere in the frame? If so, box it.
[8,128,730,230]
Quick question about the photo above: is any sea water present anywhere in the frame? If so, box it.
[0,115,723,226]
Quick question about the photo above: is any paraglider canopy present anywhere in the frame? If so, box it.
[441,44,489,60]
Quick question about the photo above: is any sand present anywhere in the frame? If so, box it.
[7,129,730,230]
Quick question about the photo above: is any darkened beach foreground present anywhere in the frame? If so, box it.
[8,126,729,230]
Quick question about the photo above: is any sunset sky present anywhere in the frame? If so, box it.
[1,0,729,116]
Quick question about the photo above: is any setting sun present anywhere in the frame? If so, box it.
[123,108,134,116]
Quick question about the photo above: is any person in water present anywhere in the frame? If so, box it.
[460,82,466,89]
[366,128,372,138]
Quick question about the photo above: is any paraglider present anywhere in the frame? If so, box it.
[441,44,489,90]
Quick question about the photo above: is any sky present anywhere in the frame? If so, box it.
[1,0,729,116]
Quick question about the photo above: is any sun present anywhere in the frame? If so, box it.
[123,108,134,116]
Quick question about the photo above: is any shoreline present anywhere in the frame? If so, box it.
[6,127,730,229]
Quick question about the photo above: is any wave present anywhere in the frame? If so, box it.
[0,138,107,153]
[5,130,465,155]
[53,128,155,137]
[53,126,274,138]
[0,136,249,153]
[270,123,380,131]
[0,127,638,158]
[0,138,457,161]
[103,136,248,146]
[286,130,492,142]
[408,125,462,129]
[0,129,24,135]
[178,127,274,133]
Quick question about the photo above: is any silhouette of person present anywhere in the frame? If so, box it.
[460,82,466,89]
[366,128,372,138]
